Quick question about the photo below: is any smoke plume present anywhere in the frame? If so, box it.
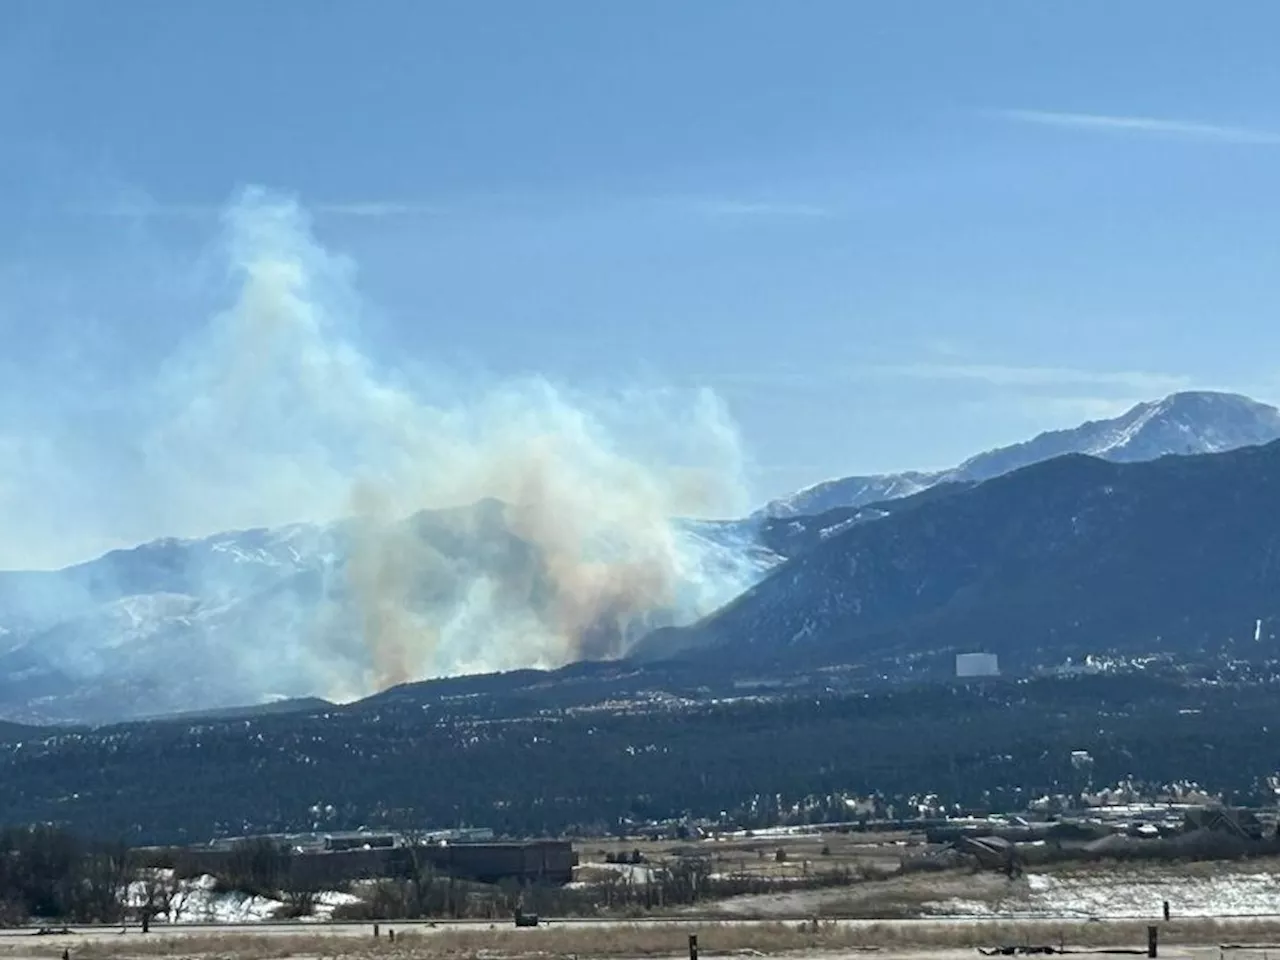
[0,187,758,699]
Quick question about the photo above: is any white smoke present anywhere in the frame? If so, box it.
[0,186,761,698]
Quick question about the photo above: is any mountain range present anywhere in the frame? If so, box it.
[757,391,1280,517]
[3,389,1280,724]
[637,439,1280,672]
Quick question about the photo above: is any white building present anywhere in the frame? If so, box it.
[955,652,999,678]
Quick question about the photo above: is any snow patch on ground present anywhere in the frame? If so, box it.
[123,872,359,923]
[573,861,657,884]
[124,873,281,923]
[928,870,1280,918]
[309,889,365,921]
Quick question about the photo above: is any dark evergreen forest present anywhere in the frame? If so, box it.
[1,673,1277,844]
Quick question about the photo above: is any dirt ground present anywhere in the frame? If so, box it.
[692,870,1016,919]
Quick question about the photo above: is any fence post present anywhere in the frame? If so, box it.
[1147,925,1158,959]
[689,934,699,960]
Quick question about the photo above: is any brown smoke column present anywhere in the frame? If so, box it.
[346,432,702,692]
[492,434,683,664]
[347,482,445,690]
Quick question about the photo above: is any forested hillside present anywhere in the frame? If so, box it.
[1,671,1276,843]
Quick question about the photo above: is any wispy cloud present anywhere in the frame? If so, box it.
[78,199,440,219]
[864,361,1193,394]
[696,360,1195,399]
[693,199,834,219]
[311,201,441,217]
[1013,395,1149,422]
[997,109,1280,145]
[81,189,838,226]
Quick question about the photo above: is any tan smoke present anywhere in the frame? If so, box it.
[487,432,686,663]
[345,481,445,691]
[343,423,728,692]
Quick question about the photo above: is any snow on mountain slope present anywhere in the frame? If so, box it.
[759,391,1280,518]
[0,508,768,724]
[0,524,351,724]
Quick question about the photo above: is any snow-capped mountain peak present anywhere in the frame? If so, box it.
[758,391,1280,519]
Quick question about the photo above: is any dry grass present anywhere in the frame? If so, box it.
[10,918,1280,960]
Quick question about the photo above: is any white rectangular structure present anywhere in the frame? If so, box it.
[955,652,999,677]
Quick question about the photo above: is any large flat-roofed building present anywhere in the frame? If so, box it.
[422,840,576,884]
[956,652,999,678]
[169,837,577,887]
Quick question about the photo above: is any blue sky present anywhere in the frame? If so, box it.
[3,0,1280,533]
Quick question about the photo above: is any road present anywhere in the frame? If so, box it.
[2,914,1280,941]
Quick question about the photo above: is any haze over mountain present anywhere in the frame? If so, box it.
[0,503,769,724]
[758,391,1280,518]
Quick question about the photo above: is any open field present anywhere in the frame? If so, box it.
[575,834,1280,923]
[689,870,1014,919]
[575,830,920,885]
[6,918,1280,960]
